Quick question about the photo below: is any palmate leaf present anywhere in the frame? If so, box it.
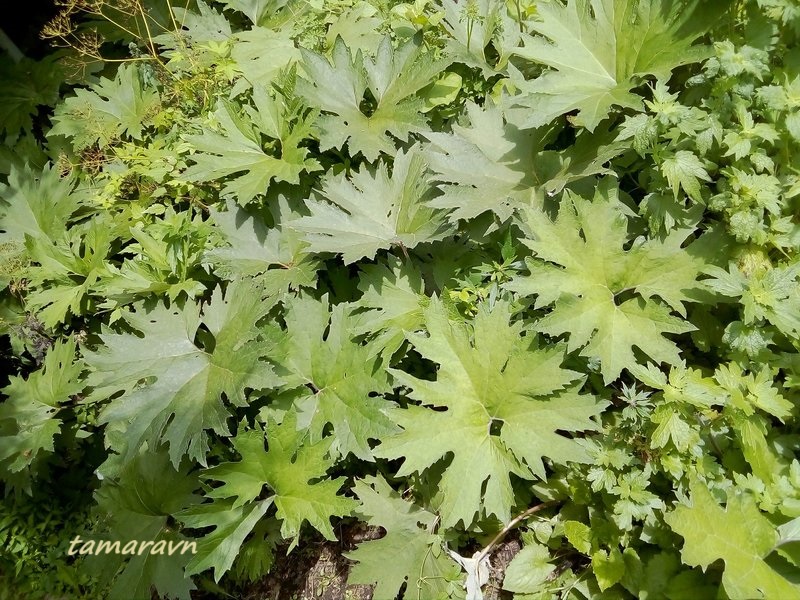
[0,56,62,138]
[202,412,358,544]
[346,475,462,600]
[153,0,232,49]
[712,362,791,484]
[270,294,397,460]
[183,86,320,204]
[660,150,712,203]
[178,498,272,582]
[218,0,286,25]
[0,164,84,316]
[666,478,800,599]
[423,101,625,222]
[294,147,453,264]
[509,180,705,383]
[438,0,521,72]
[206,195,319,293]
[423,101,541,223]
[84,280,279,467]
[0,338,83,478]
[0,164,81,244]
[351,256,429,358]
[21,217,115,328]
[49,63,159,149]
[231,26,299,88]
[704,261,800,337]
[324,2,385,53]
[509,0,726,130]
[88,448,202,600]
[297,35,449,161]
[376,298,604,528]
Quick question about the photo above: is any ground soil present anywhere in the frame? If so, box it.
[212,525,523,600]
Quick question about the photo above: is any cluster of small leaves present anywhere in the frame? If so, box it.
[2,0,800,599]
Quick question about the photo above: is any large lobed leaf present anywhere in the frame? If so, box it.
[183,86,320,204]
[376,298,605,527]
[666,478,800,599]
[509,0,727,130]
[49,63,159,149]
[87,449,202,600]
[0,338,83,478]
[269,294,398,460]
[84,280,279,467]
[294,147,453,264]
[509,179,706,383]
[201,412,358,544]
[346,475,462,600]
[297,35,450,160]
[205,195,319,293]
[423,101,625,222]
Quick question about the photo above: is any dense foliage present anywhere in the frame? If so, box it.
[2,0,800,598]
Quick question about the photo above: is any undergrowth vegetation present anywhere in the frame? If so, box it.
[2,0,800,598]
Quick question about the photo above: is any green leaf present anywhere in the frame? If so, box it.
[202,412,358,543]
[660,150,711,203]
[713,363,790,482]
[154,0,232,49]
[704,262,800,337]
[273,294,397,460]
[49,63,159,149]
[376,298,603,527]
[510,0,724,130]
[509,181,703,382]
[564,520,593,555]
[0,164,80,244]
[0,338,83,476]
[96,207,210,309]
[502,542,556,593]
[23,218,115,328]
[423,101,624,222]
[592,548,626,592]
[438,0,521,72]
[294,147,452,264]
[219,0,286,25]
[714,362,793,421]
[88,448,202,600]
[84,280,279,467]
[420,72,463,112]
[183,86,320,204]
[231,26,299,87]
[665,478,800,600]
[325,2,385,53]
[297,35,448,160]
[346,475,462,600]
[178,498,271,581]
[0,56,62,138]
[423,101,540,223]
[650,404,697,451]
[351,256,429,358]
[206,196,319,292]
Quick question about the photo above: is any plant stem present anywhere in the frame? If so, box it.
[476,500,558,565]
[0,28,24,63]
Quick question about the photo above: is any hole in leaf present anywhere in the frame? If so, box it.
[612,288,638,307]
[489,418,504,436]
